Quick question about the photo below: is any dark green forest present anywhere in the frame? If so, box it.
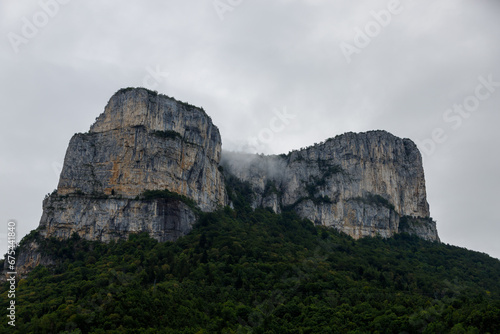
[1,184,500,333]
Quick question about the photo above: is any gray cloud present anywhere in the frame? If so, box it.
[1,0,499,259]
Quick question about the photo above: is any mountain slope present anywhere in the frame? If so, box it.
[1,207,499,333]
[33,88,437,248]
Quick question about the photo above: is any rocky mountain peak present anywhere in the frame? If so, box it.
[222,129,438,241]
[56,87,225,210]
[91,88,219,150]
[39,88,438,246]
[11,88,440,277]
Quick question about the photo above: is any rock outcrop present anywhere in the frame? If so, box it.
[221,131,439,241]
[16,88,439,260]
[33,89,440,243]
[40,195,196,242]
[7,88,440,278]
[57,88,225,210]
[39,88,225,244]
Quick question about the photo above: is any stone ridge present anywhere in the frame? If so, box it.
[221,130,439,241]
[292,130,430,217]
[90,87,221,164]
[7,89,441,278]
[50,87,439,242]
[56,87,226,211]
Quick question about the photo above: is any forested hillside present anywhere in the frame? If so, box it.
[2,208,499,333]
[1,183,500,333]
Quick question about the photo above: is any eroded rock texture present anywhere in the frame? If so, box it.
[222,131,439,241]
[57,88,225,210]
[39,88,225,245]
[9,89,440,279]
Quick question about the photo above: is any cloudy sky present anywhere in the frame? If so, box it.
[1,0,499,259]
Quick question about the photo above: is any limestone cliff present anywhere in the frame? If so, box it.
[221,131,439,241]
[40,195,196,242]
[57,88,225,210]
[33,90,440,244]
[39,88,225,244]
[9,88,442,278]
[8,88,227,277]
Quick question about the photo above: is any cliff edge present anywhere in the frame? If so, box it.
[8,88,439,278]
[222,131,439,241]
[37,88,226,245]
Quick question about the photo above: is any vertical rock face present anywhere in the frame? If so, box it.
[36,89,439,245]
[10,89,440,279]
[39,196,196,243]
[39,88,226,244]
[221,131,439,241]
[57,88,225,210]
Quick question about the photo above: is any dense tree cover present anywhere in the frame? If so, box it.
[2,208,500,332]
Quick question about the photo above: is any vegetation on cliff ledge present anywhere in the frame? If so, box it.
[135,189,200,214]
[115,87,207,114]
[151,130,183,141]
[351,193,396,211]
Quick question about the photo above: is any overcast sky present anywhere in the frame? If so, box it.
[1,0,499,259]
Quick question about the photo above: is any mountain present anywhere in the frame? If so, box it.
[2,87,499,333]
[8,87,440,276]
[40,87,225,244]
[58,88,225,210]
[222,131,438,241]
